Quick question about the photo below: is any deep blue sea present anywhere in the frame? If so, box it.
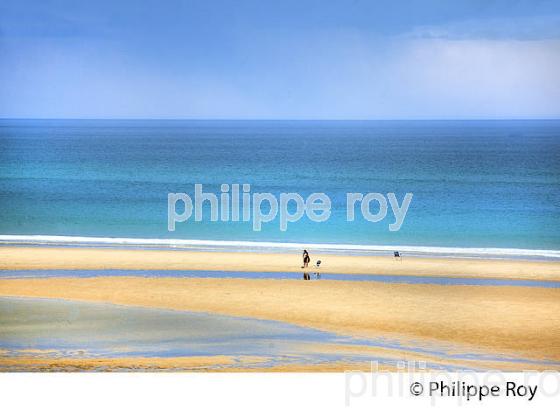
[1,119,559,254]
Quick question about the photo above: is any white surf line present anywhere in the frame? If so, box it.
[1,234,560,259]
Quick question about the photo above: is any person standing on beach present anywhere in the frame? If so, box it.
[302,249,310,269]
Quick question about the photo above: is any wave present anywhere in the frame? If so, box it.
[1,235,559,260]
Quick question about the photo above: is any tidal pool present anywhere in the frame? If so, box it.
[1,297,557,371]
[1,269,558,288]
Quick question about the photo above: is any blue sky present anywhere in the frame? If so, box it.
[1,0,559,119]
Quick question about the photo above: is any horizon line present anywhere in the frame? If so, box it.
[1,117,560,122]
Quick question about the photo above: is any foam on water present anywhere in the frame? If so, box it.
[1,234,560,260]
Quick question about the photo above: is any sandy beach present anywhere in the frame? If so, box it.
[1,246,560,281]
[1,276,559,364]
[1,246,560,371]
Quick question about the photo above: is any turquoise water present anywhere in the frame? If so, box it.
[1,119,559,251]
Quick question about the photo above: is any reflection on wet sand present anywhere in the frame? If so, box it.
[1,297,558,372]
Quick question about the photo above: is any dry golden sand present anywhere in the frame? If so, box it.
[1,276,559,363]
[1,246,560,281]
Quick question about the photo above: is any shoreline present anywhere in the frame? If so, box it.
[1,235,559,260]
[1,246,560,281]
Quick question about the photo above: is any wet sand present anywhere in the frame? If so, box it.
[1,246,560,281]
[2,296,558,372]
[0,355,398,372]
[2,246,559,371]
[1,276,559,365]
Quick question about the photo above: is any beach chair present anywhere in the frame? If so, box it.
[393,251,401,261]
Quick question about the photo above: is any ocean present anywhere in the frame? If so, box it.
[1,119,559,257]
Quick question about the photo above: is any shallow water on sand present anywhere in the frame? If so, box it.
[1,297,557,371]
[1,269,559,288]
